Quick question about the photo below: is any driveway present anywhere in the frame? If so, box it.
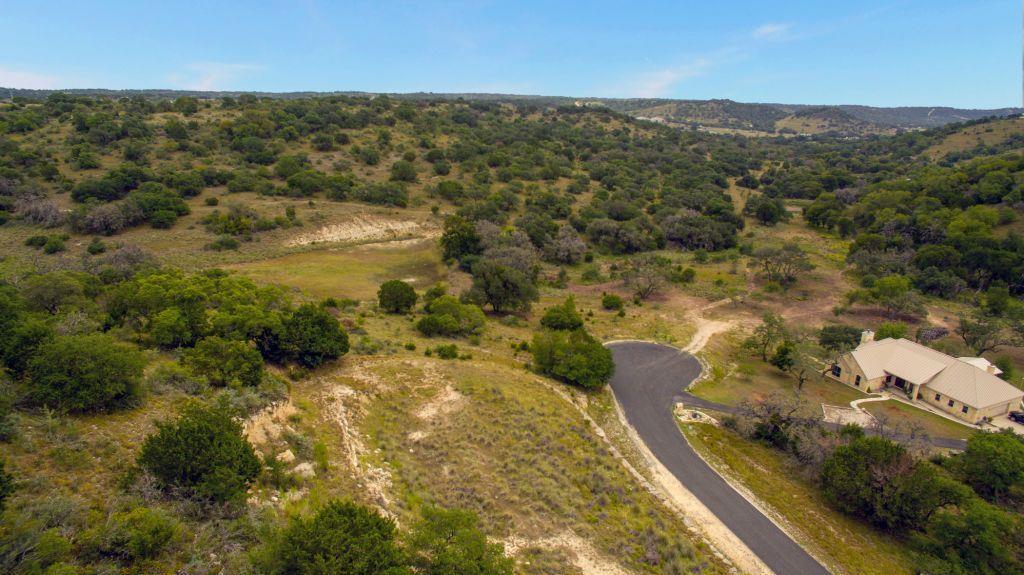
[608,341,831,575]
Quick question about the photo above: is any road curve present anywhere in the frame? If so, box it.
[608,341,830,575]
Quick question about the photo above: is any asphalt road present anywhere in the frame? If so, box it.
[608,341,831,575]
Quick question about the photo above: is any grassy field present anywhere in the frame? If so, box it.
[682,422,921,575]
[925,116,1024,159]
[227,237,448,300]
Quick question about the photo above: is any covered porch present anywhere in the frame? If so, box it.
[882,373,922,400]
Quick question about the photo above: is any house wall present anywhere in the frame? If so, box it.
[920,390,977,423]
[831,355,883,392]
[921,387,1023,424]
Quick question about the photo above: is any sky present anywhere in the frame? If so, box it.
[1,0,1019,108]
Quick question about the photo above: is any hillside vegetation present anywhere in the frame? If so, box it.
[2,92,1024,574]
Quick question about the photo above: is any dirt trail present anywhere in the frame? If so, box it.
[682,297,742,355]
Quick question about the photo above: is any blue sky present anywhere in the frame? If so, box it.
[1,0,1018,107]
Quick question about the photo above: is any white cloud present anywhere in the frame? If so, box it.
[620,47,746,98]
[751,22,792,41]
[629,58,715,98]
[0,67,59,89]
[168,62,262,91]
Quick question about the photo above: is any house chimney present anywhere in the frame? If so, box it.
[860,330,875,346]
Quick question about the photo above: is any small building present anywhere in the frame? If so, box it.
[828,331,1024,424]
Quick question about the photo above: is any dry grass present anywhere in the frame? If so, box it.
[925,116,1024,160]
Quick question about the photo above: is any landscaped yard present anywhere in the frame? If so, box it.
[681,422,921,575]
[861,399,978,441]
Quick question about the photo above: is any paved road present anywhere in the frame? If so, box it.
[608,341,831,575]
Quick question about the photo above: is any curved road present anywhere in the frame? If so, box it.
[608,341,830,575]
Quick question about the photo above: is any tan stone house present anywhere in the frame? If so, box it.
[828,331,1024,424]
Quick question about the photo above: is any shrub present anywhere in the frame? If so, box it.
[354,182,408,207]
[407,506,513,575]
[86,237,107,255]
[27,334,145,412]
[183,336,264,387]
[83,506,182,561]
[377,280,417,314]
[42,235,66,254]
[266,500,408,575]
[390,159,417,182]
[434,344,458,359]
[601,294,624,311]
[415,296,485,338]
[282,303,349,368]
[25,234,47,247]
[205,235,240,251]
[874,321,908,340]
[540,297,583,331]
[138,399,261,503]
[531,329,614,389]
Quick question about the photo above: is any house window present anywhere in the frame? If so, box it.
[831,365,841,377]
[962,406,969,414]
[948,400,955,408]
[934,393,941,401]
[855,375,861,387]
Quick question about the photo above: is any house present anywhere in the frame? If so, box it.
[827,331,1024,424]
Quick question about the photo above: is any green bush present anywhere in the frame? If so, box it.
[434,344,458,359]
[415,296,485,338]
[539,297,583,331]
[83,506,182,561]
[377,280,417,314]
[601,293,624,311]
[531,329,614,389]
[27,334,145,412]
[42,236,66,254]
[183,336,264,387]
[265,500,408,575]
[138,399,261,503]
[25,234,48,248]
[407,506,513,575]
[282,303,349,368]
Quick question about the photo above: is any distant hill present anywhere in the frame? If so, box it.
[3,87,1019,136]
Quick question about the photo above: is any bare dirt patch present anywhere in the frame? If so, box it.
[415,384,465,420]
[822,404,876,427]
[319,369,396,515]
[504,531,630,575]
[244,400,298,446]
[286,215,436,247]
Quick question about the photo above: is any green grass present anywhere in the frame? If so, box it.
[860,399,978,441]
[692,329,867,415]
[227,238,447,300]
[682,422,921,575]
